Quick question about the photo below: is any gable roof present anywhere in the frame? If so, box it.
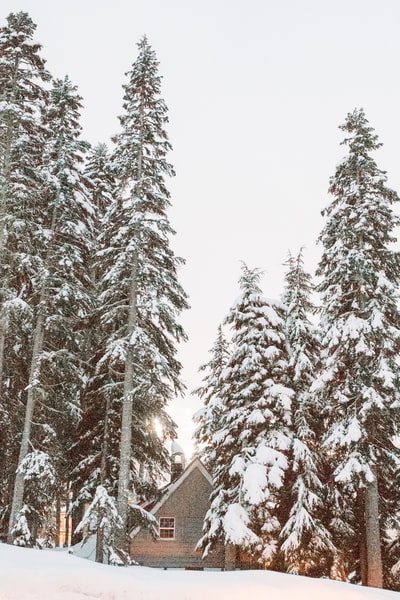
[129,456,213,538]
[149,456,212,516]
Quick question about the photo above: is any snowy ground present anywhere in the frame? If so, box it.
[0,543,399,600]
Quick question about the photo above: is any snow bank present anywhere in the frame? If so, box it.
[0,542,399,600]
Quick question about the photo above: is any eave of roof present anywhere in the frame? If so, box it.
[149,457,212,516]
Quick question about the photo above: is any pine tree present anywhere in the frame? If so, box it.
[0,10,50,369]
[0,11,51,538]
[193,325,230,471]
[0,11,50,258]
[75,485,122,564]
[68,142,117,556]
[314,108,400,587]
[198,264,294,564]
[279,249,333,574]
[7,76,93,544]
[98,36,188,548]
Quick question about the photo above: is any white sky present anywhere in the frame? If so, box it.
[3,0,400,456]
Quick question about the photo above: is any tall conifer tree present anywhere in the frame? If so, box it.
[314,109,400,587]
[99,36,188,548]
[7,76,93,543]
[0,11,51,537]
[70,143,119,560]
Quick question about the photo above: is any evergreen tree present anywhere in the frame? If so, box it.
[75,485,122,564]
[0,11,50,258]
[85,144,114,219]
[279,249,333,574]
[314,108,400,587]
[0,11,51,537]
[68,142,117,554]
[97,36,188,548]
[198,264,294,564]
[7,76,93,544]
[193,325,230,471]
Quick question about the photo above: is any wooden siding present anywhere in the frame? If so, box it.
[130,462,226,569]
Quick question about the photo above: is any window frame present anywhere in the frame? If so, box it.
[159,516,175,540]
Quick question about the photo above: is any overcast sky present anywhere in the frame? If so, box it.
[3,0,400,456]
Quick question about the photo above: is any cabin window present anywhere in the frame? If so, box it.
[159,517,175,539]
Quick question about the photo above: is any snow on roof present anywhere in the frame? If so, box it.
[171,439,185,455]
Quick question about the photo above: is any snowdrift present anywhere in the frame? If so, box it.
[0,542,398,600]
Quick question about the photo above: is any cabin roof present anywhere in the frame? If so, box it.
[149,456,212,515]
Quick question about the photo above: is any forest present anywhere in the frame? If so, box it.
[0,10,188,564]
[1,9,400,592]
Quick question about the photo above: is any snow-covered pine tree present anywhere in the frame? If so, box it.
[0,11,50,260]
[68,142,117,556]
[85,144,114,219]
[97,36,188,549]
[279,249,333,574]
[314,109,400,587]
[13,450,57,546]
[193,325,230,471]
[75,485,122,564]
[7,76,94,544]
[0,13,51,529]
[198,264,294,565]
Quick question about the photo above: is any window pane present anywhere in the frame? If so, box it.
[159,528,174,538]
[160,518,174,528]
[159,517,175,539]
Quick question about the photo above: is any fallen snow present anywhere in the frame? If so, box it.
[0,542,399,600]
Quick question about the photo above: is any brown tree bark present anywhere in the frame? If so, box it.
[365,464,383,587]
[95,396,111,563]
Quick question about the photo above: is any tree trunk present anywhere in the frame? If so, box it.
[116,251,139,550]
[116,99,144,552]
[352,187,383,588]
[365,464,383,587]
[360,535,368,586]
[55,494,61,547]
[0,57,20,394]
[95,517,105,563]
[95,396,111,563]
[0,56,19,253]
[0,314,6,390]
[7,309,44,542]
[355,487,368,585]
[64,497,70,547]
[6,189,57,544]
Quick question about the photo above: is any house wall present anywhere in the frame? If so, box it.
[130,465,226,569]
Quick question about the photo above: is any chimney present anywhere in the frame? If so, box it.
[171,440,186,483]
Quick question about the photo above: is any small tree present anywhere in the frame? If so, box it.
[13,451,57,546]
[193,325,230,471]
[279,249,334,574]
[75,485,122,564]
[198,264,294,564]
